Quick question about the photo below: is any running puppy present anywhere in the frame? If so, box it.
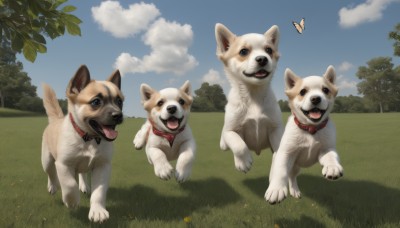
[41,65,124,222]
[215,23,284,173]
[265,66,344,204]
[133,81,196,183]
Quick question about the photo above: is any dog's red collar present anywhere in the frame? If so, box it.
[293,114,328,135]
[149,119,185,147]
[69,113,101,144]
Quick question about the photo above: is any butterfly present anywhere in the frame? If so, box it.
[293,18,305,34]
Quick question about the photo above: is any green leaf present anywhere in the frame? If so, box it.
[23,41,37,62]
[11,34,24,52]
[36,42,47,53]
[63,14,82,24]
[65,22,81,36]
[62,5,76,13]
[32,32,46,44]
[51,0,68,10]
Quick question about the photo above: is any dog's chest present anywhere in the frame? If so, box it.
[241,104,270,153]
[75,143,110,172]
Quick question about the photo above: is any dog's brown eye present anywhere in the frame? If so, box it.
[116,97,123,107]
[322,87,330,94]
[300,89,307,96]
[265,47,273,55]
[90,98,102,107]
[157,100,164,107]
[178,98,185,105]
[239,48,249,56]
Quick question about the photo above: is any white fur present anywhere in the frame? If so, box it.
[133,82,196,183]
[265,66,343,204]
[215,23,284,173]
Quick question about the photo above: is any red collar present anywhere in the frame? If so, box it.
[293,114,328,135]
[149,119,185,147]
[69,113,101,144]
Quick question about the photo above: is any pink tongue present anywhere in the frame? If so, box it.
[102,126,118,140]
[309,111,322,119]
[255,71,267,77]
[167,119,179,130]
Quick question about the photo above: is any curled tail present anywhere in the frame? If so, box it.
[42,84,64,123]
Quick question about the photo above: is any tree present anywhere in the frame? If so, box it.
[356,57,396,113]
[0,41,36,108]
[278,99,290,112]
[333,95,367,113]
[192,82,227,112]
[0,0,81,62]
[389,23,400,57]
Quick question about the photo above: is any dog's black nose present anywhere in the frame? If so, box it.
[167,105,177,114]
[255,56,268,67]
[311,96,321,105]
[112,112,123,124]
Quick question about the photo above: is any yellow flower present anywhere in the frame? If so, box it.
[183,216,192,223]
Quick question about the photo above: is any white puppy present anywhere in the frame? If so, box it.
[215,23,284,173]
[265,66,344,204]
[133,81,196,183]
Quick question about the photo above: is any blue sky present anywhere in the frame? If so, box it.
[18,0,400,117]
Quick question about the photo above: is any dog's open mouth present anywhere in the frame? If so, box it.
[302,108,326,122]
[160,116,183,131]
[89,120,118,141]
[243,69,270,79]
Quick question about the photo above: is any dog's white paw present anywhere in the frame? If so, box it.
[88,204,109,223]
[47,184,58,195]
[175,167,191,183]
[220,138,228,151]
[322,164,343,180]
[79,182,90,194]
[234,153,253,173]
[265,184,288,204]
[289,185,301,199]
[133,133,146,150]
[154,163,174,180]
[63,192,80,209]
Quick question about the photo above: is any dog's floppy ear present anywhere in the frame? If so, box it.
[265,25,280,47]
[323,65,336,85]
[67,65,91,97]
[284,68,301,90]
[140,83,156,102]
[215,23,236,57]
[107,69,121,89]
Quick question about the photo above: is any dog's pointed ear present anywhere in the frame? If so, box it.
[180,80,192,96]
[324,65,336,85]
[215,23,236,57]
[140,83,155,102]
[284,68,301,90]
[265,25,280,47]
[107,69,121,89]
[67,65,91,97]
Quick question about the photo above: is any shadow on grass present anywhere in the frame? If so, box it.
[72,177,241,224]
[243,175,400,227]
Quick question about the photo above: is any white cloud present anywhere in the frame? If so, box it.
[338,0,398,28]
[337,61,354,72]
[201,69,226,85]
[337,75,357,90]
[91,1,160,38]
[114,18,198,76]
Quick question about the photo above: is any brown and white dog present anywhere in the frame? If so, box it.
[133,81,196,183]
[41,65,124,222]
[215,23,284,173]
[265,66,344,204]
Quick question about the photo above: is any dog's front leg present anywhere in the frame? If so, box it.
[147,147,174,180]
[55,161,80,208]
[265,150,295,204]
[222,130,252,173]
[133,121,151,150]
[88,162,111,223]
[175,139,196,183]
[319,149,343,180]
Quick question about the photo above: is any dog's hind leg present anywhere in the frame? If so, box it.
[79,173,90,194]
[222,130,252,173]
[41,141,59,195]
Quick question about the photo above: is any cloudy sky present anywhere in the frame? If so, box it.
[19,0,400,117]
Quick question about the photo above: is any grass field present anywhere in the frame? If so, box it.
[1,112,400,227]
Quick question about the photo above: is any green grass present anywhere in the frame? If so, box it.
[1,113,400,227]
[0,108,43,117]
